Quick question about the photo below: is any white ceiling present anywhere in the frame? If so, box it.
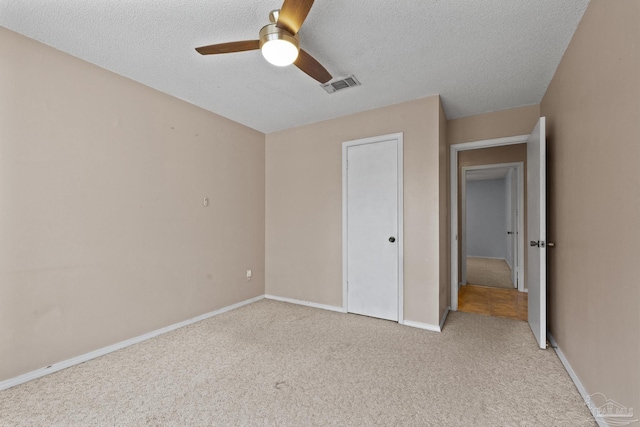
[0,0,589,133]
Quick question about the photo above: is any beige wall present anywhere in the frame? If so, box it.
[541,0,640,414]
[447,105,540,145]
[266,96,445,326]
[458,145,527,167]
[0,28,265,381]
[438,102,450,318]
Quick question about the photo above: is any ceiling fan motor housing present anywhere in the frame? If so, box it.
[259,24,300,51]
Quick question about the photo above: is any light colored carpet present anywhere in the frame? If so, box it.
[0,300,595,426]
[466,256,514,289]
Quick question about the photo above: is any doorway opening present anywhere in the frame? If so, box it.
[461,162,525,292]
[451,118,546,348]
[450,135,530,316]
[459,162,527,321]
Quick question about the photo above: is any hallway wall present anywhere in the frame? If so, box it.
[541,0,640,414]
[466,178,507,258]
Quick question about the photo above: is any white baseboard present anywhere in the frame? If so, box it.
[403,307,449,333]
[402,306,451,332]
[403,320,442,332]
[467,255,507,260]
[267,295,449,334]
[0,296,450,391]
[264,294,346,313]
[0,295,265,392]
[439,306,450,330]
[548,334,608,427]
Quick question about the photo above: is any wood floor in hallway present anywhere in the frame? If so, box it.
[458,284,528,321]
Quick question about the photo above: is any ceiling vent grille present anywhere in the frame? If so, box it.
[321,75,361,94]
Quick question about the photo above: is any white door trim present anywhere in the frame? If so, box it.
[460,162,525,291]
[450,135,529,311]
[342,132,404,323]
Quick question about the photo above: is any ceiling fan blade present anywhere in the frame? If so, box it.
[195,40,260,55]
[294,49,332,84]
[276,0,314,35]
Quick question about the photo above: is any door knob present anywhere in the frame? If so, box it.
[531,241,552,248]
[389,237,396,243]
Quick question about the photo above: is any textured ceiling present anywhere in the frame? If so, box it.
[0,0,589,133]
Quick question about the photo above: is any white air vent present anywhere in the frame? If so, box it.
[321,75,361,94]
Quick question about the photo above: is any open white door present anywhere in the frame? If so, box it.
[527,117,547,349]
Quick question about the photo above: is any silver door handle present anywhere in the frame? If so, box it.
[531,241,552,248]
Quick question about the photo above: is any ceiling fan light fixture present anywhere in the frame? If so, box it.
[195,1,332,83]
[259,24,299,67]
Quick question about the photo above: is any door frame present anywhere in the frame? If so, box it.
[342,132,404,323]
[450,134,529,311]
[460,162,525,292]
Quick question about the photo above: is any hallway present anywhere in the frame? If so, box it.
[458,284,527,321]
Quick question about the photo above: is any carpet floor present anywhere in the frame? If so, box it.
[0,300,595,426]
[466,257,515,289]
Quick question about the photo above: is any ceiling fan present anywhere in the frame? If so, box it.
[195,0,332,84]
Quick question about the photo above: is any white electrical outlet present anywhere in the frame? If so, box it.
[246,269,252,280]
[203,197,209,207]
